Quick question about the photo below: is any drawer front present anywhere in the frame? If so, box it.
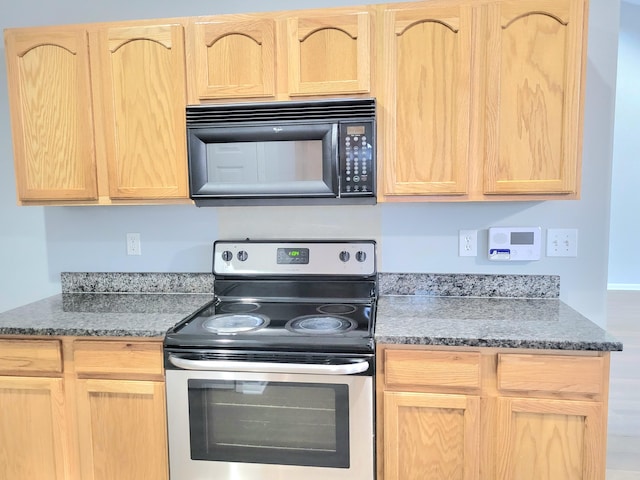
[384,349,481,389]
[0,339,63,374]
[498,353,605,395]
[74,340,163,377]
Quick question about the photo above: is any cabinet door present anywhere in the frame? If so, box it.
[76,378,168,480]
[483,0,586,194]
[287,11,371,95]
[0,376,68,480]
[4,29,98,201]
[380,6,472,196]
[94,24,188,200]
[496,397,604,479]
[383,391,480,480]
[191,18,276,100]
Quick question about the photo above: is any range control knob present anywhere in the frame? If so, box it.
[355,251,367,262]
[339,251,350,262]
[221,250,233,262]
[237,250,248,262]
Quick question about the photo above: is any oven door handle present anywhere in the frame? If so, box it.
[168,354,370,375]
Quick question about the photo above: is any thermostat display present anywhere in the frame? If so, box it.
[488,227,541,261]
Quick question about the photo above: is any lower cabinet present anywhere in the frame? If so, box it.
[0,336,168,480]
[377,346,610,480]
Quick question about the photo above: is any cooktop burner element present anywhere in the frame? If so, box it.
[317,304,358,315]
[164,240,377,354]
[286,315,357,334]
[218,302,260,314]
[202,313,269,334]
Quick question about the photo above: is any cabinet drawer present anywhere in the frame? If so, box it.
[384,349,481,389]
[0,339,63,374]
[74,340,163,377]
[498,353,605,395]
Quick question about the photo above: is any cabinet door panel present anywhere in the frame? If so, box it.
[4,29,97,201]
[383,391,479,480]
[496,397,604,479]
[76,378,168,480]
[381,6,471,196]
[96,24,188,199]
[0,376,68,480]
[288,12,371,95]
[192,19,276,100]
[484,0,585,194]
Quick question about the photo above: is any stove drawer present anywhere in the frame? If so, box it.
[0,338,62,374]
[74,340,163,378]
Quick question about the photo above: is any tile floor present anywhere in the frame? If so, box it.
[606,290,640,479]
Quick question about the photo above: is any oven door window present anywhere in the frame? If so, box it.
[187,379,350,468]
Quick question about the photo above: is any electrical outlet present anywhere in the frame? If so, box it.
[546,228,578,257]
[126,233,141,256]
[459,229,478,257]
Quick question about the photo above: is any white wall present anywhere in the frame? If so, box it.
[0,0,621,328]
[608,0,640,290]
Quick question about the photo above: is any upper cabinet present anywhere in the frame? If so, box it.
[482,0,585,195]
[4,28,98,202]
[5,0,587,205]
[4,21,190,205]
[286,10,371,96]
[379,4,473,196]
[186,7,372,103]
[189,16,276,100]
[91,24,189,200]
[377,0,587,201]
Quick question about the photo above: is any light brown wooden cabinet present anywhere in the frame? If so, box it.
[186,7,372,103]
[0,339,69,480]
[4,21,190,205]
[377,346,610,480]
[377,0,587,201]
[4,29,98,203]
[0,336,168,480]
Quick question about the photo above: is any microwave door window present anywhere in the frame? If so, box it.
[204,140,333,196]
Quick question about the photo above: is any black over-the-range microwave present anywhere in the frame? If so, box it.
[186,98,376,206]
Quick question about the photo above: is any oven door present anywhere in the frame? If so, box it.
[165,354,374,480]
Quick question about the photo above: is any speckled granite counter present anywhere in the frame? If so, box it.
[0,272,214,337]
[375,273,622,351]
[375,296,622,351]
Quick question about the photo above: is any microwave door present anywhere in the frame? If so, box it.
[189,123,338,200]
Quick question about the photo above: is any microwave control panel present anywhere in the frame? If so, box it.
[339,121,375,196]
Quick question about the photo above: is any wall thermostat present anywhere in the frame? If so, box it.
[488,227,541,261]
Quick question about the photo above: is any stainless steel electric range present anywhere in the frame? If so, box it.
[164,240,377,480]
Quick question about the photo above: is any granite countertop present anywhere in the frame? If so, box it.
[375,296,622,351]
[0,272,623,350]
[0,293,214,337]
[0,273,214,338]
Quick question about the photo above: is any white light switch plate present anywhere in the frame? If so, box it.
[546,228,578,257]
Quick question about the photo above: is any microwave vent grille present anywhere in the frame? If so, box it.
[187,98,375,126]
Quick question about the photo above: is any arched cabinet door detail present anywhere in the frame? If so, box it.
[94,24,189,200]
[191,19,276,100]
[483,0,585,195]
[4,29,98,202]
[380,6,472,196]
[287,11,371,95]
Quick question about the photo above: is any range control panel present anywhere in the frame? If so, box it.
[214,241,376,276]
[339,121,375,196]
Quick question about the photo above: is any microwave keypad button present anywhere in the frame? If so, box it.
[353,175,360,183]
[237,250,248,262]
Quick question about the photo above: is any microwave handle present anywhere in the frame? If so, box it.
[168,354,369,375]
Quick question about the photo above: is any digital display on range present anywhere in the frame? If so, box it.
[277,248,310,264]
